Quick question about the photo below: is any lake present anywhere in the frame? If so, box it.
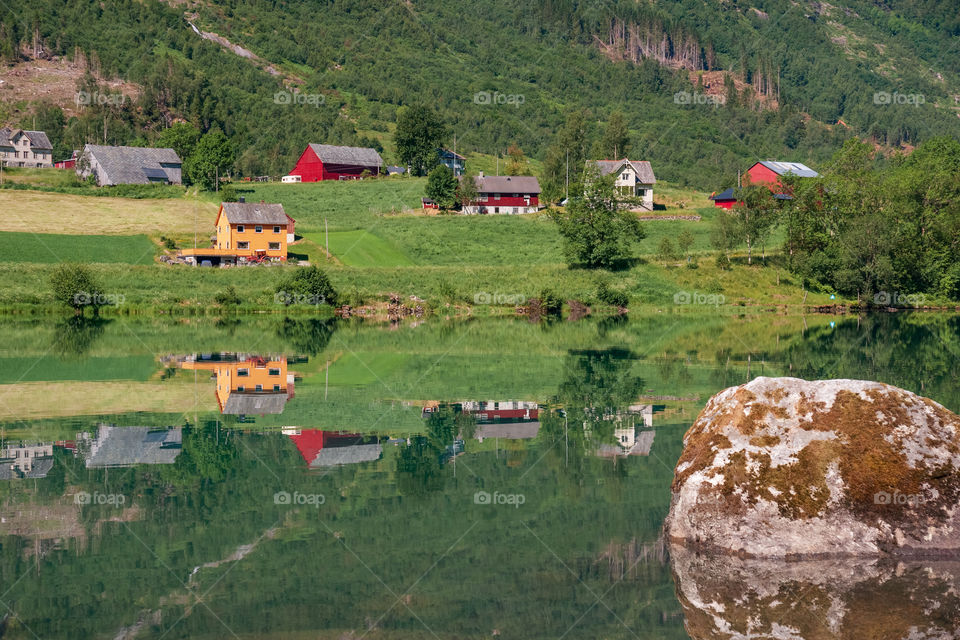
[0,311,958,639]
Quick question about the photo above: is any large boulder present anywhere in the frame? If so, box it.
[666,377,960,558]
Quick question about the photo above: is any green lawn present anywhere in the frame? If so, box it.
[304,230,415,267]
[0,232,157,264]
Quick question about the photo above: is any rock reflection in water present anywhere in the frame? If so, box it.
[670,546,960,639]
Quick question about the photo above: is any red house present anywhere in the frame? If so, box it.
[461,174,540,214]
[746,161,819,194]
[287,144,384,182]
[709,187,738,209]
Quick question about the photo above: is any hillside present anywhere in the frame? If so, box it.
[1,0,959,188]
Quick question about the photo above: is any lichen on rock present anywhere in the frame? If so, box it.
[666,377,960,558]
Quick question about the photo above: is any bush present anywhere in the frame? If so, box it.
[49,264,104,314]
[214,286,241,306]
[219,184,238,203]
[596,280,629,307]
[715,252,732,270]
[538,289,563,316]
[161,236,178,251]
[276,266,338,306]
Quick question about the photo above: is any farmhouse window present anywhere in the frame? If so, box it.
[273,384,281,391]
[237,225,245,232]
[269,368,280,376]
[269,242,280,250]
[237,368,249,377]
[255,384,263,391]
[273,226,281,233]
[255,226,263,233]
[494,194,500,200]
[238,241,249,250]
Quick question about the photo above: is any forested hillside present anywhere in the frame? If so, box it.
[1,0,958,187]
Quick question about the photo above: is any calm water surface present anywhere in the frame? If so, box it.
[0,312,957,639]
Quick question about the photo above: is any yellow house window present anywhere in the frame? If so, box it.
[269,242,280,250]
[237,225,245,232]
[273,226,281,233]
[255,226,263,233]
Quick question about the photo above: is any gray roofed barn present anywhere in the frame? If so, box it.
[85,426,182,467]
[222,392,288,415]
[589,159,657,184]
[307,144,383,168]
[310,443,383,467]
[220,202,289,226]
[79,144,182,186]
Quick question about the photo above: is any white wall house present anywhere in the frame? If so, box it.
[587,159,656,211]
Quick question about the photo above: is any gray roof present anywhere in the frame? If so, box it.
[589,159,656,184]
[24,130,52,150]
[85,426,182,467]
[756,160,819,178]
[83,144,182,185]
[220,202,288,225]
[474,422,540,440]
[222,392,288,415]
[472,175,541,194]
[0,457,54,479]
[310,443,383,467]
[308,144,383,168]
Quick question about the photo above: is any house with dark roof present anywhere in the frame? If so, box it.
[0,128,53,168]
[178,200,294,265]
[438,148,465,176]
[461,173,541,214]
[586,159,656,210]
[78,144,182,185]
[709,187,738,210]
[83,426,182,467]
[288,143,383,181]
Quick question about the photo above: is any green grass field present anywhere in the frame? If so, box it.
[304,230,415,267]
[0,231,157,264]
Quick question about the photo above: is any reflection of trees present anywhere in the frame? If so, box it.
[275,317,338,356]
[541,348,646,486]
[395,406,475,497]
[50,316,110,358]
[161,421,237,488]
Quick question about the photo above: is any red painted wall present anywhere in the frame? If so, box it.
[289,146,381,182]
[474,194,539,207]
[746,163,783,190]
[713,199,736,210]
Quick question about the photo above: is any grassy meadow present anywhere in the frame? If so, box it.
[0,173,842,312]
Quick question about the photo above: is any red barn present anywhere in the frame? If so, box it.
[746,161,819,195]
[461,174,540,214]
[288,144,384,182]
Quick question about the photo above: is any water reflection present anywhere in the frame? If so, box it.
[670,546,960,638]
[172,352,297,416]
[79,425,182,467]
[0,441,56,478]
[285,428,383,467]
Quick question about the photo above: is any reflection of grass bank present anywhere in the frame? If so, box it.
[0,381,217,420]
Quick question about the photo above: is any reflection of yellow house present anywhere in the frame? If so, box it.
[181,355,292,415]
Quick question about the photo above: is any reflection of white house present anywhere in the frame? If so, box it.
[595,404,658,458]
[0,443,54,478]
[587,159,656,211]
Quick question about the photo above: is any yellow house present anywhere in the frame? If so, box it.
[180,354,292,415]
[179,201,294,265]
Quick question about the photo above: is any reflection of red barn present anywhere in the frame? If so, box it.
[289,144,384,182]
[287,429,382,467]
